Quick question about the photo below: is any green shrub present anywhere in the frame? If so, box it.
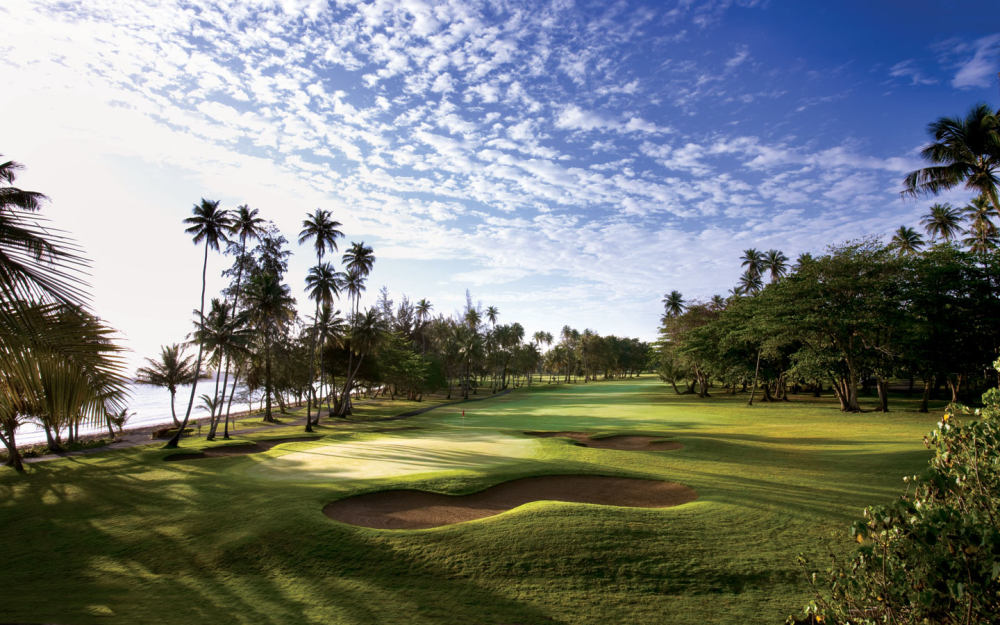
[792,359,1000,624]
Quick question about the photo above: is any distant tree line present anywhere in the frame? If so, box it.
[138,203,654,448]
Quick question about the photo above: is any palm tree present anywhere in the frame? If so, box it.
[304,262,343,429]
[740,248,766,281]
[299,209,345,425]
[889,226,925,256]
[662,290,685,317]
[763,249,788,283]
[903,103,1000,213]
[0,157,88,307]
[486,305,499,327]
[298,209,344,261]
[963,219,999,255]
[311,303,345,416]
[135,344,196,428]
[738,271,763,295]
[962,195,999,255]
[920,203,963,242]
[415,298,432,354]
[244,270,295,422]
[217,205,266,431]
[192,298,250,439]
[166,199,231,448]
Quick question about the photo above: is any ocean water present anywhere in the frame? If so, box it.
[13,376,258,446]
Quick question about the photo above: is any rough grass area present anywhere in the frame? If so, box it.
[0,377,941,624]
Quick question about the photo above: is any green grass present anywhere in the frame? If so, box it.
[0,377,943,624]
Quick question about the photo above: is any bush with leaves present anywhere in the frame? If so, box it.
[791,358,1000,625]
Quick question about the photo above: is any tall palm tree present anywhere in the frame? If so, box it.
[763,249,789,283]
[662,290,685,317]
[304,262,343,429]
[415,298,432,354]
[903,103,1000,212]
[740,248,766,280]
[299,209,345,425]
[298,209,344,261]
[920,203,963,242]
[135,344,196,428]
[218,205,266,431]
[166,199,231,448]
[486,305,499,327]
[311,303,345,416]
[889,226,925,256]
[337,244,373,418]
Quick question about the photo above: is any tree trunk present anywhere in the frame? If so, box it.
[0,428,24,473]
[263,341,274,422]
[748,349,762,406]
[875,377,889,412]
[166,242,209,449]
[919,376,933,413]
[169,389,180,428]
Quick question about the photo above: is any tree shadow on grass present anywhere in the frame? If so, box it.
[0,455,567,625]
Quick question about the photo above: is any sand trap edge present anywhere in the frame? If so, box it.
[323,474,698,530]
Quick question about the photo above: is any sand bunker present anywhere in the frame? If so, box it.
[323,475,697,529]
[164,437,320,461]
[524,431,682,451]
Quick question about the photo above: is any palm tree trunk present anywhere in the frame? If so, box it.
[0,428,24,473]
[169,388,180,428]
[264,341,274,422]
[166,242,208,448]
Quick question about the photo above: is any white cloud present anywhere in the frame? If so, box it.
[952,34,1000,89]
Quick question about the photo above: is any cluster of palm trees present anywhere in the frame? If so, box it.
[0,157,130,471]
[892,103,1000,256]
[142,201,381,447]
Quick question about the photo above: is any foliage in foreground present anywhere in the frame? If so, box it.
[794,360,1000,624]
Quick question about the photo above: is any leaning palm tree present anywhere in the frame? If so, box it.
[763,249,789,283]
[920,203,963,242]
[166,199,231,448]
[889,226,925,256]
[903,103,1000,212]
[662,290,685,317]
[135,344,196,428]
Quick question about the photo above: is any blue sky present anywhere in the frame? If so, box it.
[1,0,998,370]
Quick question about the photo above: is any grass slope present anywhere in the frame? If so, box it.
[0,377,942,624]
